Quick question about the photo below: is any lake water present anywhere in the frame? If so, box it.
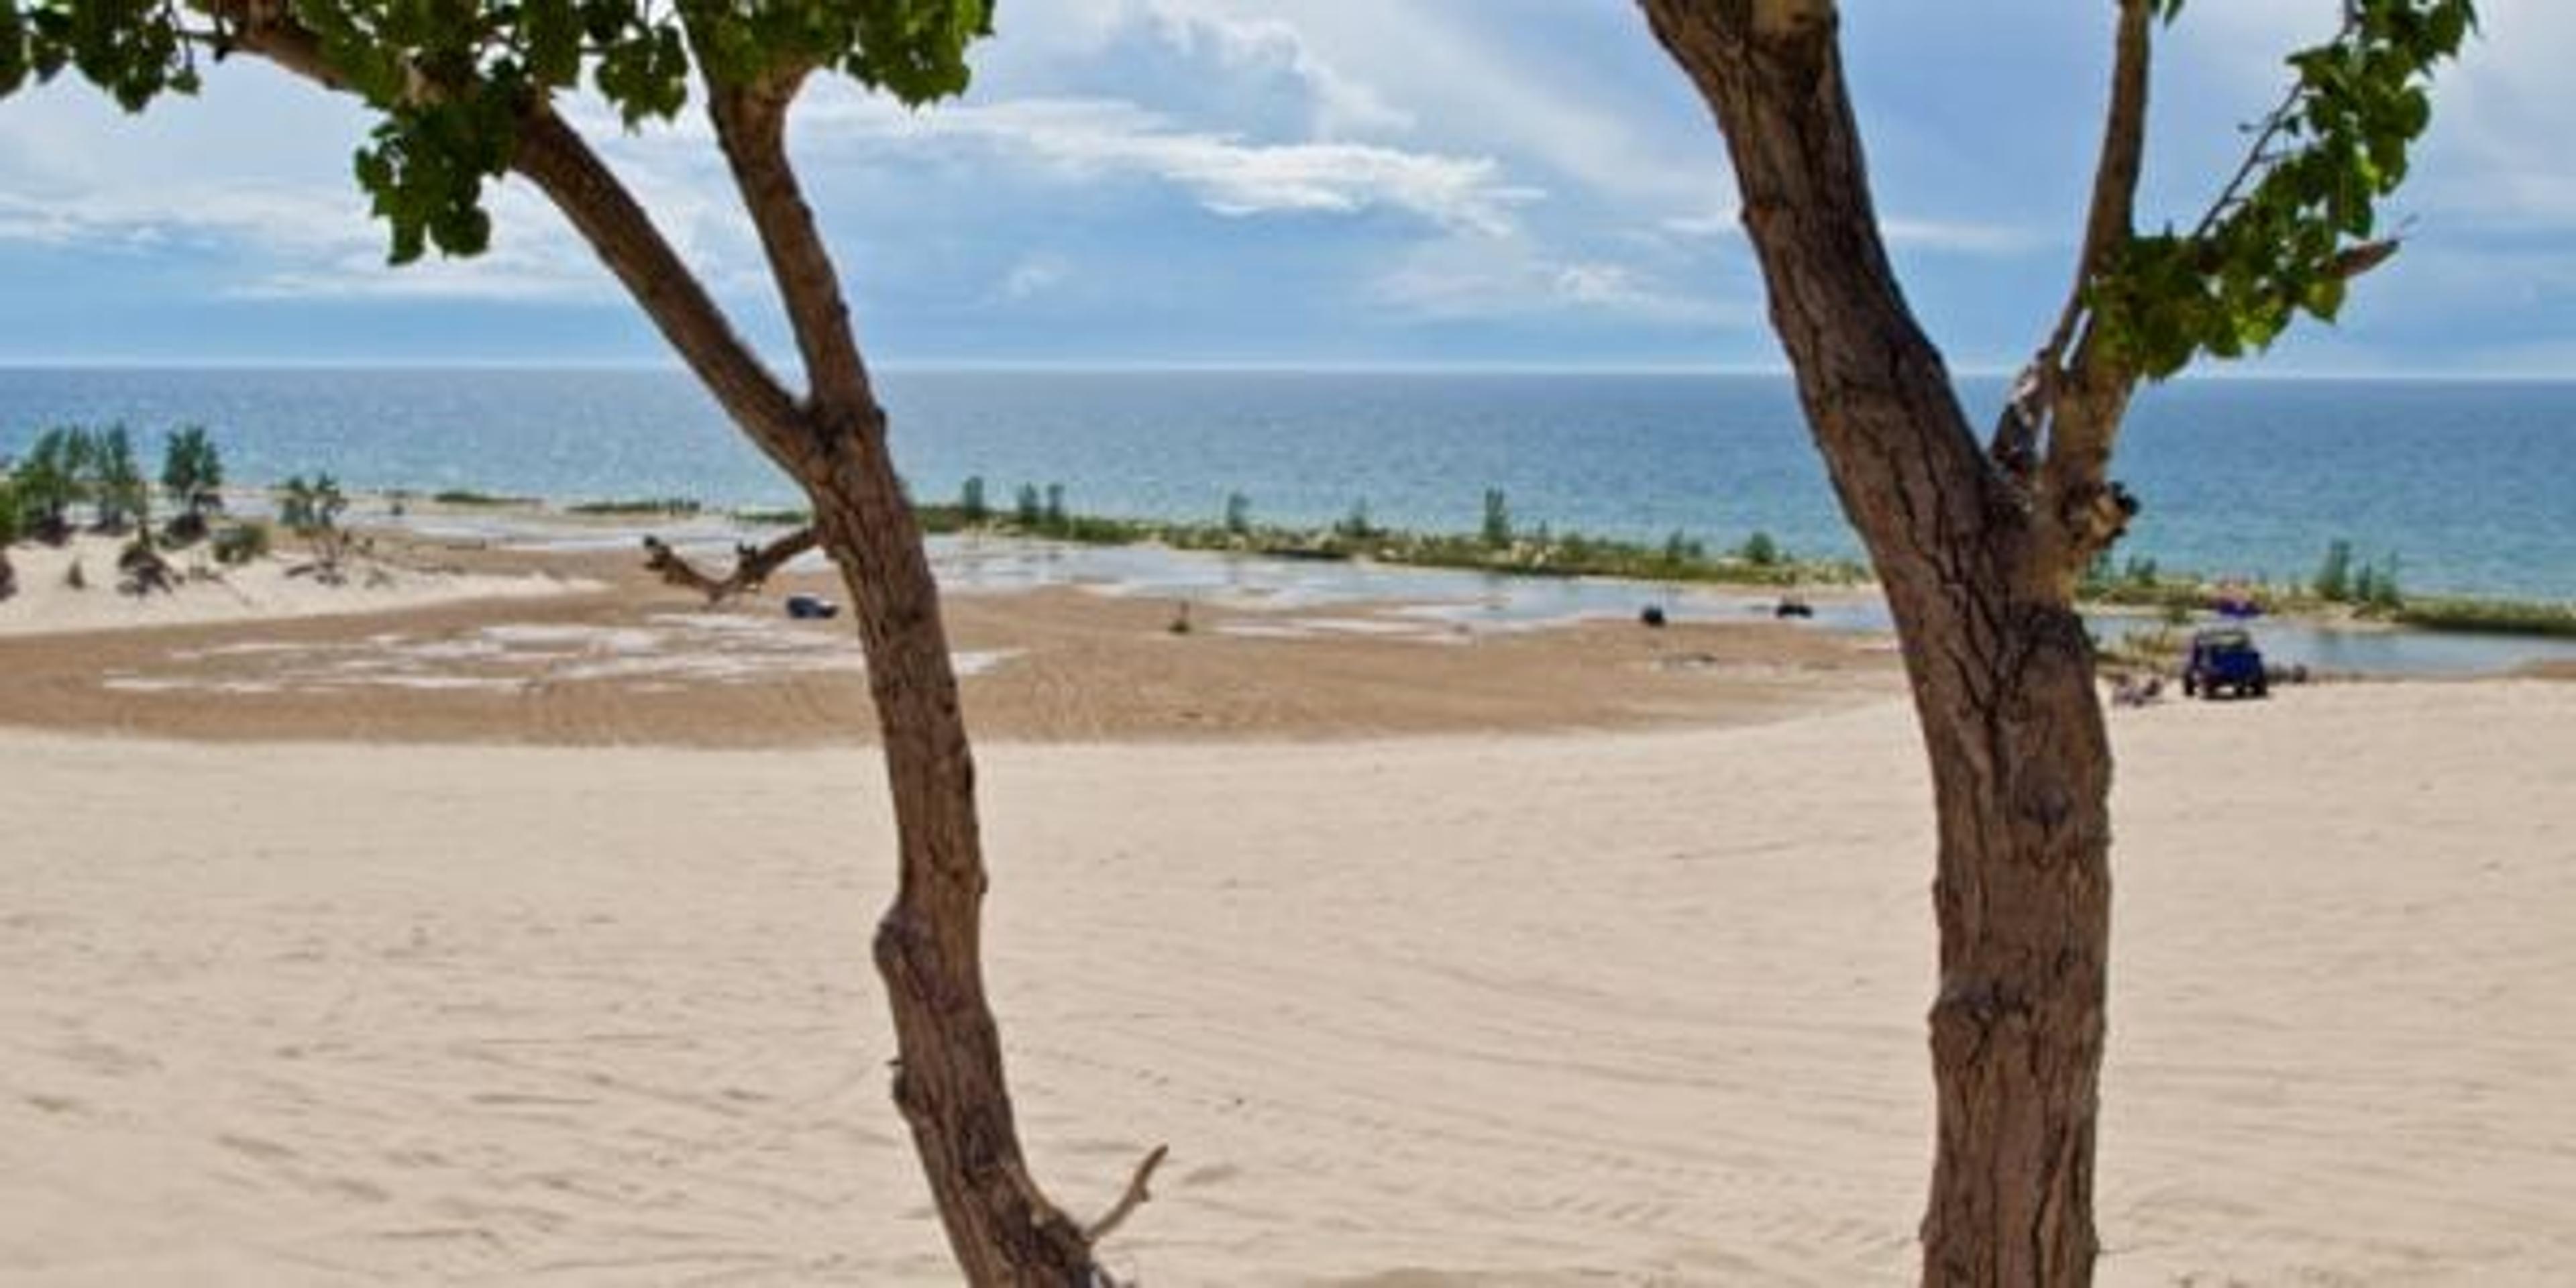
[3,366,2571,602]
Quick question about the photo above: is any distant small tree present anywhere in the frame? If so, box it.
[1043,482,1067,530]
[59,428,97,517]
[1479,487,1513,547]
[1739,529,1782,568]
[277,473,351,576]
[15,428,84,544]
[1222,490,1252,536]
[958,474,988,524]
[1014,482,1044,527]
[2314,538,2355,602]
[2368,553,2403,609]
[160,425,225,543]
[0,473,19,601]
[1334,498,1380,541]
[1662,529,1705,565]
[88,425,148,535]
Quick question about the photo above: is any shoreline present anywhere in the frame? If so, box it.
[2,513,2571,755]
[378,484,2576,639]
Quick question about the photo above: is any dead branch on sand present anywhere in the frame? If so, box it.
[642,527,818,604]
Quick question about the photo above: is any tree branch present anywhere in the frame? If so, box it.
[2187,8,2361,244]
[207,3,814,484]
[700,64,879,421]
[508,107,816,474]
[1083,1144,1169,1246]
[2023,1,2157,584]
[201,1,352,91]
[641,528,818,604]
[1638,0,2002,603]
[2040,0,2154,374]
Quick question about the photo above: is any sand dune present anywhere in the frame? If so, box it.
[3,682,2571,1284]
[0,535,594,639]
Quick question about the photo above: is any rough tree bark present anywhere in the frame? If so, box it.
[1641,2,2141,1283]
[212,8,1142,1283]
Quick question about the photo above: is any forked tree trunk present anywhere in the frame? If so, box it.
[1641,3,2113,1284]
[500,76,1109,1288]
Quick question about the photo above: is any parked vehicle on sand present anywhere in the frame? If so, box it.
[785,592,840,621]
[2182,627,2268,699]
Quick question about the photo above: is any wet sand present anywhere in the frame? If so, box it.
[0,536,1902,746]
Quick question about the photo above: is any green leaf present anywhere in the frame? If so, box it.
[2096,0,2474,381]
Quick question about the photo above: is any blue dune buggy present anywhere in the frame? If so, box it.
[2182,627,2268,700]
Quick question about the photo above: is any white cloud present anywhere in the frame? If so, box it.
[1140,1,1413,137]
[0,81,777,306]
[1652,207,2041,258]
[1371,233,1743,327]
[1148,1,1722,210]
[1881,218,2050,257]
[998,254,1070,301]
[0,179,632,302]
[1658,209,1739,239]
[809,94,1538,235]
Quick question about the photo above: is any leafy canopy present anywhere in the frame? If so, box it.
[2094,0,2477,378]
[1,1,994,262]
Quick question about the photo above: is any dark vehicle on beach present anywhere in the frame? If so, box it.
[785,593,840,621]
[2182,627,2268,699]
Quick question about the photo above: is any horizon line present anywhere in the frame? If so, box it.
[1,356,2571,382]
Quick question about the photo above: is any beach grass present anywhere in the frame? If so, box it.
[2393,597,2576,638]
[566,496,703,517]
[911,492,1867,588]
[431,488,537,507]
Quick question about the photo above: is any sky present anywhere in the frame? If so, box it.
[0,1,2569,374]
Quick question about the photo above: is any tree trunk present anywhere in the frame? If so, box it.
[807,408,1102,1285]
[508,95,1108,1287]
[207,14,1125,1277]
[1640,4,2112,1284]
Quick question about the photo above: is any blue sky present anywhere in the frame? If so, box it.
[0,1,2567,374]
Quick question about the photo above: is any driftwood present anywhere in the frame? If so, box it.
[642,527,818,604]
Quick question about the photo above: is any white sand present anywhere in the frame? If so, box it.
[3,683,2571,1284]
[0,536,594,638]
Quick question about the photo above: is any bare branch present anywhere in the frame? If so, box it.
[1083,1144,1169,1246]
[640,528,818,604]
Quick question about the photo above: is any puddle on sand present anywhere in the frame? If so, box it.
[103,615,1019,696]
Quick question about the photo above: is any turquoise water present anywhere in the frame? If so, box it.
[3,366,2571,600]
